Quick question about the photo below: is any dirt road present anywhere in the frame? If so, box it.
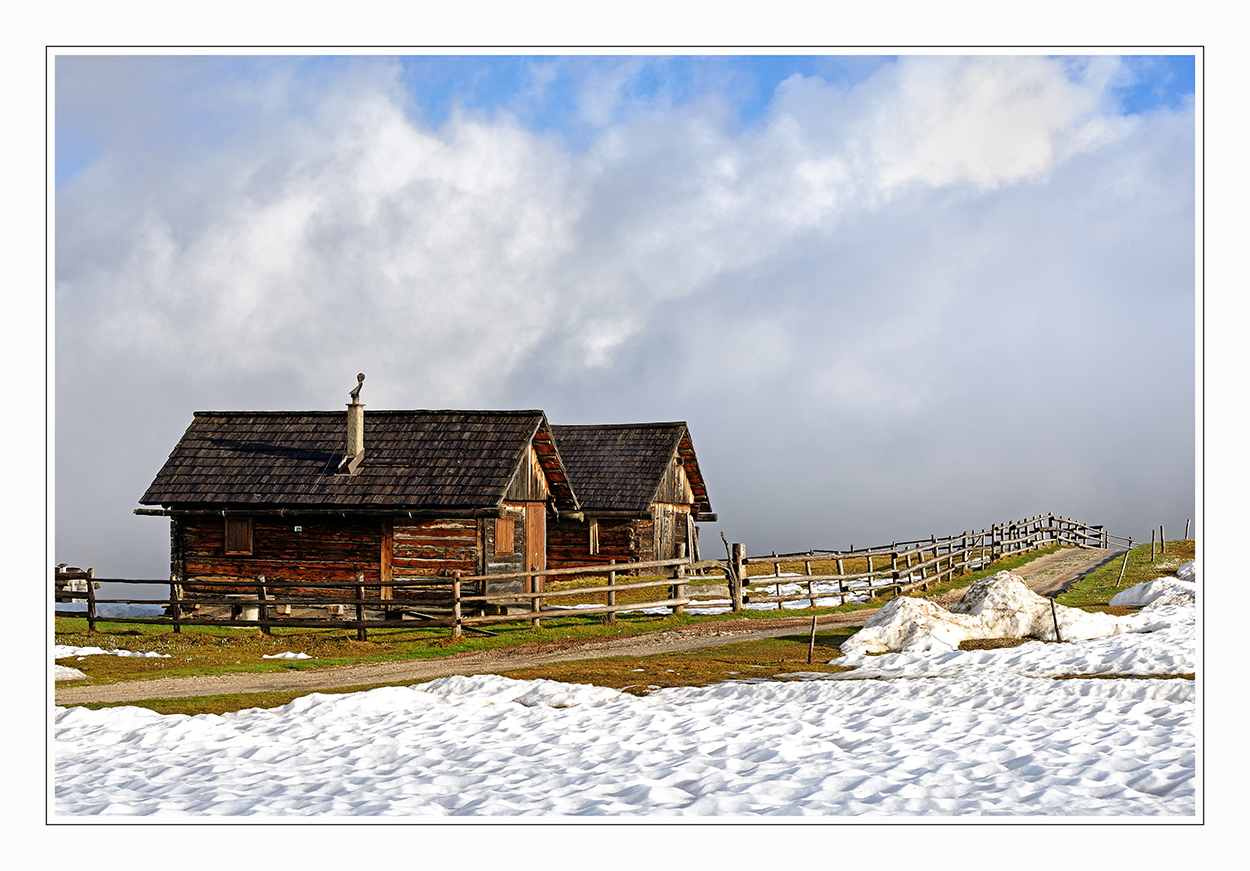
[54,547,1120,706]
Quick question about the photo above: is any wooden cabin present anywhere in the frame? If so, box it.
[546,423,715,570]
[137,387,578,616]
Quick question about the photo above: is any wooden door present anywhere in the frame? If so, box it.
[380,521,393,600]
[525,502,546,592]
[656,505,677,560]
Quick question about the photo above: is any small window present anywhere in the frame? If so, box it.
[495,517,515,555]
[589,518,599,555]
[225,517,253,555]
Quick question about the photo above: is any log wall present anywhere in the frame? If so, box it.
[178,515,385,592]
[547,516,657,570]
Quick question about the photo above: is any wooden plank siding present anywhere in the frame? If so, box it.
[654,454,695,506]
[504,446,551,503]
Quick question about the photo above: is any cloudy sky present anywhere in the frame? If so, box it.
[52,53,1197,578]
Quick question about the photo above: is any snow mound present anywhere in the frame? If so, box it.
[1110,577,1196,609]
[841,571,1147,655]
[262,652,312,660]
[1176,560,1196,583]
[417,674,621,707]
[55,665,89,681]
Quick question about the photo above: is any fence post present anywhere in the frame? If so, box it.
[672,551,686,615]
[86,568,96,634]
[732,543,746,612]
[1160,525,1166,555]
[452,577,463,639]
[532,569,543,630]
[1184,518,1191,541]
[607,560,617,625]
[171,573,181,634]
[356,572,367,642]
[1151,529,1156,563]
[257,575,271,636]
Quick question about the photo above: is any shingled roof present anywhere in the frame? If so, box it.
[140,410,577,512]
[549,423,712,515]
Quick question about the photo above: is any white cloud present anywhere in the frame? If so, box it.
[59,57,1148,405]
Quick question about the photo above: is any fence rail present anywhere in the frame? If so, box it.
[53,513,1139,638]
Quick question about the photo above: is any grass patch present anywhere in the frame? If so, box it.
[959,637,1035,651]
[55,611,707,685]
[499,630,861,694]
[68,630,864,714]
[1056,540,1195,610]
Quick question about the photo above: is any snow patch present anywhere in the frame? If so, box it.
[55,645,170,659]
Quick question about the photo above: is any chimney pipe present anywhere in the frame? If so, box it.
[341,373,365,473]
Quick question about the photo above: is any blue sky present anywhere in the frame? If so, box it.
[53,53,1197,578]
[55,54,1195,184]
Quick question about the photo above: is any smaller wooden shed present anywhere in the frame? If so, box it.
[546,423,715,570]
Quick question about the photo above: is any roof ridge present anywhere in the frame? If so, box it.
[193,409,547,416]
[551,421,687,430]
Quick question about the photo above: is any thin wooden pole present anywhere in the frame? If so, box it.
[1184,518,1191,540]
[1151,529,1156,563]
[1160,525,1166,555]
[1115,548,1131,588]
[356,572,366,642]
[807,613,818,664]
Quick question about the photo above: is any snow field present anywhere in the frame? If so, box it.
[54,673,1194,817]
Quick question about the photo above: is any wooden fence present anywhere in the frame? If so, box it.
[53,557,699,640]
[719,513,1131,612]
[54,513,1129,637]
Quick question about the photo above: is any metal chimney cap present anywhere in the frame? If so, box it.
[349,373,365,404]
